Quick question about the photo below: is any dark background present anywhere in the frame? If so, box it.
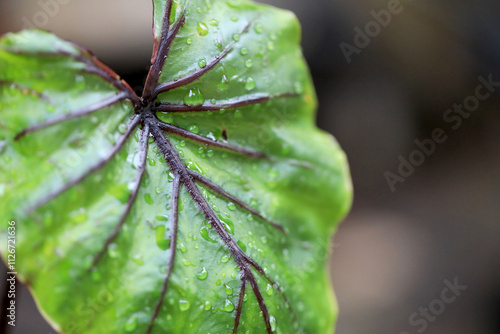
[1,0,499,333]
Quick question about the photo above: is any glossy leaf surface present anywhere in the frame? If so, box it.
[0,1,352,333]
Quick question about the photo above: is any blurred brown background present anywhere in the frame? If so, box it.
[1,0,499,333]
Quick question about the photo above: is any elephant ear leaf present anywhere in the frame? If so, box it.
[0,1,352,334]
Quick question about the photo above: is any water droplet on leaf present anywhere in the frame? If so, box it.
[197,267,208,280]
[197,23,209,36]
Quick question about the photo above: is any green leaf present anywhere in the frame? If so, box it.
[0,1,352,334]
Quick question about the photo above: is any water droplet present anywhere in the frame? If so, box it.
[200,226,218,243]
[70,208,87,223]
[156,225,171,250]
[204,301,212,310]
[237,240,247,252]
[197,267,208,280]
[221,255,229,263]
[216,279,222,286]
[245,77,256,91]
[108,243,119,258]
[232,33,240,42]
[220,217,234,234]
[266,284,274,296]
[245,59,253,68]
[207,150,214,157]
[198,58,207,68]
[182,259,195,266]
[209,19,218,26]
[254,22,264,34]
[240,47,248,55]
[270,316,277,332]
[294,82,304,94]
[189,125,199,134]
[179,299,191,311]
[223,299,234,312]
[144,193,154,205]
[132,255,144,266]
[186,38,192,45]
[267,41,275,50]
[180,243,187,253]
[184,88,205,106]
[124,314,138,332]
[219,75,229,91]
[148,158,156,166]
[231,16,238,22]
[224,284,233,295]
[197,23,209,36]
[118,124,127,134]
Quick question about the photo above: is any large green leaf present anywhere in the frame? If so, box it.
[0,1,352,333]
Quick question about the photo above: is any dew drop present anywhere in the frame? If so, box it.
[267,41,275,50]
[245,77,256,91]
[266,283,274,296]
[294,82,304,94]
[200,226,218,243]
[204,301,212,310]
[179,299,191,311]
[232,33,240,42]
[209,19,218,26]
[118,123,127,134]
[156,225,171,250]
[254,22,264,34]
[270,316,277,332]
[197,267,208,280]
[221,255,229,263]
[186,38,192,45]
[197,23,209,36]
[124,314,138,332]
[132,255,144,266]
[108,243,119,258]
[227,202,236,211]
[245,59,253,68]
[240,47,248,55]
[148,158,156,166]
[189,125,200,134]
[216,279,222,286]
[144,193,154,205]
[198,58,207,68]
[180,243,187,253]
[237,240,247,252]
[184,88,205,106]
[224,284,233,295]
[223,299,234,312]
[230,16,238,22]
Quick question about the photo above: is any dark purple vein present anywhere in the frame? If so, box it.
[146,175,181,334]
[6,48,140,106]
[27,115,140,212]
[89,122,150,269]
[155,120,267,159]
[0,80,54,104]
[188,170,285,233]
[232,276,247,334]
[153,22,252,97]
[143,1,186,100]
[153,93,297,112]
[14,92,128,140]
[147,118,277,333]
[247,274,273,333]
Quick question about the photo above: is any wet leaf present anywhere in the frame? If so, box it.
[0,1,352,333]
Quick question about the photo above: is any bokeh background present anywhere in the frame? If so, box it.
[1,0,499,333]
